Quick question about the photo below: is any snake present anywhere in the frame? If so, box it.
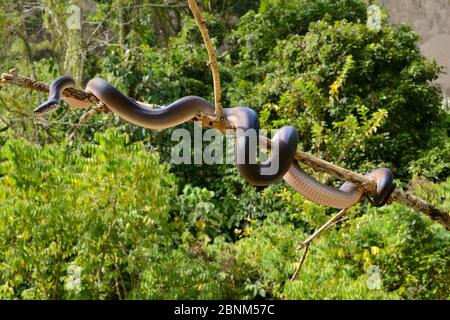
[35,76,396,209]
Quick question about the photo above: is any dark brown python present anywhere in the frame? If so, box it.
[35,76,396,208]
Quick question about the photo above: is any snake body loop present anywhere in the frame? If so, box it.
[285,164,396,208]
[35,76,396,209]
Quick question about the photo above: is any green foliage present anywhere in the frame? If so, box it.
[206,179,450,300]
[0,130,177,299]
[226,15,444,176]
[409,141,450,181]
[2,131,447,300]
[99,13,231,105]
[174,185,222,239]
[228,0,367,74]
[408,113,450,181]
[335,199,450,300]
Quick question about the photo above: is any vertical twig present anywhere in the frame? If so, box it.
[290,244,310,282]
[187,0,225,123]
[290,208,348,281]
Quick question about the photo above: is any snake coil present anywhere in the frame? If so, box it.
[35,76,396,209]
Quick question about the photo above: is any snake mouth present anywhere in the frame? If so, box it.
[34,99,60,116]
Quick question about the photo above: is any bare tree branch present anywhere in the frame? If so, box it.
[187,0,225,123]
[290,244,310,282]
[0,69,97,104]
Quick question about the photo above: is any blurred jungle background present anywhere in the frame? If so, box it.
[0,0,448,299]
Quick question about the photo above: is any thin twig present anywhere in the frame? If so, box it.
[298,209,348,250]
[1,70,449,230]
[187,0,225,123]
[290,209,348,281]
[290,244,310,282]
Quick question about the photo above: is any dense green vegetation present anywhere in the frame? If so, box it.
[0,0,448,299]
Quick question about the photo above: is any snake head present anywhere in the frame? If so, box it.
[34,99,60,116]
[372,182,397,207]
[367,168,397,207]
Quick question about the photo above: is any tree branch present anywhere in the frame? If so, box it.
[0,69,96,104]
[290,208,348,281]
[187,0,225,123]
[1,70,449,230]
